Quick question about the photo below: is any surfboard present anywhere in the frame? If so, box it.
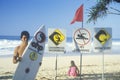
[13,25,46,80]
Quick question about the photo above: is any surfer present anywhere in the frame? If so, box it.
[13,31,30,64]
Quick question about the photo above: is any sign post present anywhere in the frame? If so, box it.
[93,28,112,80]
[55,54,58,80]
[80,53,82,80]
[48,28,66,80]
[102,51,104,80]
[73,28,91,79]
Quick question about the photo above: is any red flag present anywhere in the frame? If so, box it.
[71,4,83,24]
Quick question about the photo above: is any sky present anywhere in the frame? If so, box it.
[0,0,120,39]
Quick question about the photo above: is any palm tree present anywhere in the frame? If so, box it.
[87,0,120,23]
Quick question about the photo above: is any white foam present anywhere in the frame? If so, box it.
[0,40,120,56]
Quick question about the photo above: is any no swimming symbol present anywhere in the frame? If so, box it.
[74,28,91,46]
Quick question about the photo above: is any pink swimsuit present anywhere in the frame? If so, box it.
[68,66,77,77]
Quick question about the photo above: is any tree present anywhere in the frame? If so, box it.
[87,0,120,23]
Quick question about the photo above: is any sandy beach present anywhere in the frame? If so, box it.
[0,54,120,80]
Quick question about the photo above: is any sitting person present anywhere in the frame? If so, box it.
[13,31,30,64]
[68,60,79,77]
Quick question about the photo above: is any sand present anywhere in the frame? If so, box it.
[0,54,120,80]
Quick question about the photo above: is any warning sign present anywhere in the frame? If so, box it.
[73,28,91,53]
[48,28,66,53]
[49,29,65,45]
[95,29,111,45]
[93,28,112,52]
[74,28,90,46]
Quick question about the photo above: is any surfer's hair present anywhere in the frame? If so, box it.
[21,31,30,41]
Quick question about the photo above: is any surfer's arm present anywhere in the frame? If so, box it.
[13,46,19,64]
[13,46,19,56]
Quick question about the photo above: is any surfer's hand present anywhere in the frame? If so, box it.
[13,56,18,64]
[17,57,22,62]
[13,59,18,64]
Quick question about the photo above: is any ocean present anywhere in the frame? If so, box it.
[0,35,120,57]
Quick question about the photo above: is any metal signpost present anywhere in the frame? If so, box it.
[73,28,92,79]
[93,28,112,80]
[48,28,66,80]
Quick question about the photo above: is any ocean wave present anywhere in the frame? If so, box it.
[0,40,120,56]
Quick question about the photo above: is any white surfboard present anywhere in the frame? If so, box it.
[13,25,46,80]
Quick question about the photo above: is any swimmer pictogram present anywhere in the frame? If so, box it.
[74,28,91,46]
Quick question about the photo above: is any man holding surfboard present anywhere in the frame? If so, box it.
[13,31,30,64]
[13,26,46,80]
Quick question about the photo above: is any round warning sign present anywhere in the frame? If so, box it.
[35,31,45,43]
[74,28,91,46]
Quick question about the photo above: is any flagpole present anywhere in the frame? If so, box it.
[80,19,84,80]
[70,4,84,80]
[80,52,82,80]
[82,20,83,28]
[80,4,83,80]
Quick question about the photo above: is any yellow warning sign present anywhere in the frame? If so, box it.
[95,29,111,45]
[49,29,65,45]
